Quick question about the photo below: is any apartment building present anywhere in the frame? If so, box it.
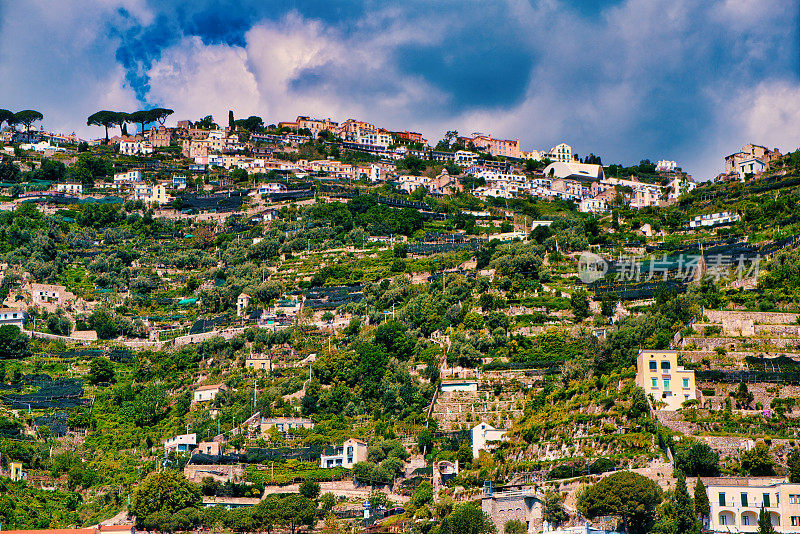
[635,350,696,410]
[579,198,607,213]
[656,160,678,172]
[707,479,796,532]
[356,131,392,148]
[460,132,520,159]
[546,143,573,163]
[601,177,662,208]
[113,170,142,184]
[119,140,153,156]
[133,183,170,204]
[688,211,740,229]
[297,116,338,136]
[455,150,478,166]
[338,119,377,141]
[55,183,83,195]
[393,130,427,146]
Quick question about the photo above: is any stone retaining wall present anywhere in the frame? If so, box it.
[682,337,800,349]
[704,310,799,324]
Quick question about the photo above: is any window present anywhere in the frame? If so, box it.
[663,379,671,392]
[743,515,750,526]
[661,361,670,371]
[720,514,727,525]
[649,361,657,371]
[683,378,689,389]
[651,378,658,389]
[763,494,771,508]
[741,493,748,506]
[792,516,800,527]
[791,495,797,505]
[719,493,726,506]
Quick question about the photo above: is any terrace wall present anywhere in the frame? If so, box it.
[704,310,799,325]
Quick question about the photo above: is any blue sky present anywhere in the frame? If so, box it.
[1,0,799,179]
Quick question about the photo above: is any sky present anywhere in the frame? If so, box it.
[0,0,799,179]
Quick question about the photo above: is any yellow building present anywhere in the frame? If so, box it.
[10,461,23,481]
[635,349,696,410]
[134,183,171,204]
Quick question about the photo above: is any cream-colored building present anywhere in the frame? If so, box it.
[237,293,250,317]
[472,422,506,458]
[193,384,227,403]
[635,350,696,410]
[707,479,799,532]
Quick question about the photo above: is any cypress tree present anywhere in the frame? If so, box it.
[674,471,701,534]
[228,110,234,130]
[758,505,776,534]
[694,478,710,519]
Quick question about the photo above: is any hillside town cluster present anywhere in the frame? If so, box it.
[1,107,799,534]
[2,113,784,216]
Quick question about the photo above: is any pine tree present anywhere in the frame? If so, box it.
[694,478,710,519]
[674,471,701,534]
[758,505,776,534]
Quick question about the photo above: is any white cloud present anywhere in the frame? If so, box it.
[741,81,800,153]
[147,37,260,125]
[142,12,450,131]
[0,1,143,137]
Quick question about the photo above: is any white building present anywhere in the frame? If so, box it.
[119,140,153,156]
[193,384,227,403]
[635,350,696,411]
[55,183,83,195]
[688,211,740,229]
[707,479,791,532]
[18,141,66,153]
[472,422,506,458]
[579,198,607,214]
[113,170,143,184]
[546,143,572,163]
[320,438,368,469]
[543,161,604,181]
[454,150,478,166]
[655,160,678,172]
[737,157,766,181]
[397,174,431,194]
[0,308,26,328]
[164,433,196,456]
[356,132,392,148]
[667,176,696,199]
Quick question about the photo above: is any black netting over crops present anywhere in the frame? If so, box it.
[2,377,86,409]
[34,412,69,436]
